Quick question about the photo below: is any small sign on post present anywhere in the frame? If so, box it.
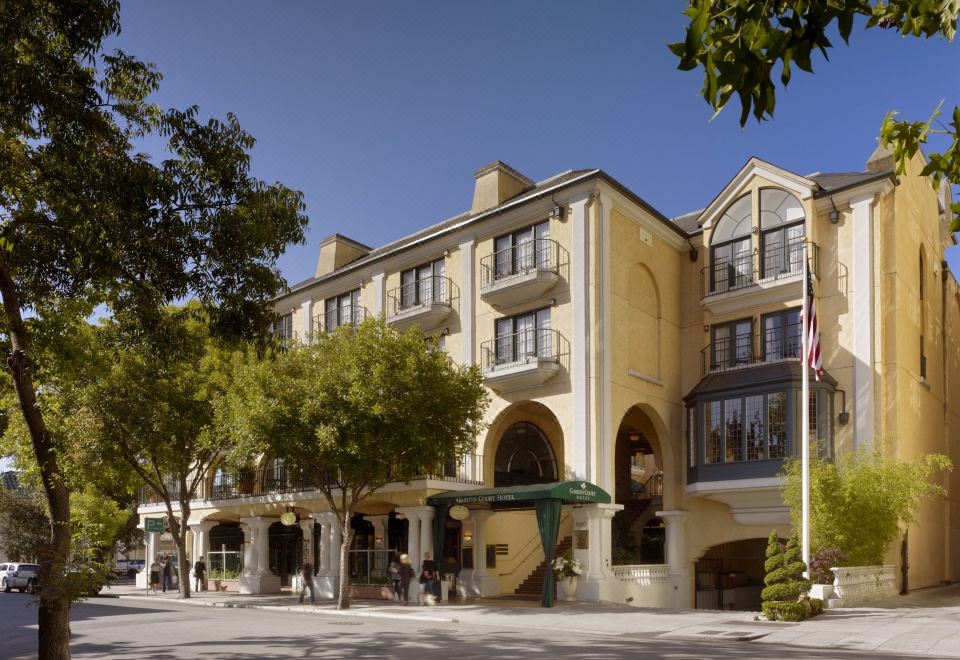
[144,517,164,533]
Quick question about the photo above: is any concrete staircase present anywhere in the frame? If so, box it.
[513,536,573,596]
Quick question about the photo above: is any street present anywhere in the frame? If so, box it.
[1,589,951,660]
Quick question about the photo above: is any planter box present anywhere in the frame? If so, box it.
[209,579,240,593]
[828,565,897,607]
[348,584,394,600]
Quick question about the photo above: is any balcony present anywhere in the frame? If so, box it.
[410,452,483,484]
[700,324,801,377]
[480,328,566,392]
[312,304,368,334]
[700,240,818,314]
[480,239,563,307]
[386,275,456,331]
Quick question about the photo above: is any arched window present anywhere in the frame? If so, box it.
[710,194,753,293]
[264,457,288,492]
[494,422,557,487]
[759,189,805,278]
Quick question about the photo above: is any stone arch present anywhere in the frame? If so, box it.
[628,263,661,378]
[482,401,565,487]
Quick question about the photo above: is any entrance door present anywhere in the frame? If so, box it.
[268,523,303,587]
[695,558,723,610]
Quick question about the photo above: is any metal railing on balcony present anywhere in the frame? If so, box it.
[312,304,368,334]
[386,275,456,317]
[701,240,818,298]
[629,472,663,499]
[480,238,562,289]
[481,328,563,372]
[137,482,181,506]
[411,452,484,484]
[700,323,802,376]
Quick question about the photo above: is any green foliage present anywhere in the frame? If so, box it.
[208,568,241,580]
[782,448,951,565]
[69,489,130,559]
[0,485,48,562]
[762,599,810,622]
[673,1,960,229]
[762,532,810,604]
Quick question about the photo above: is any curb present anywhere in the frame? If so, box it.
[115,594,458,624]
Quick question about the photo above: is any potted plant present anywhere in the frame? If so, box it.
[552,550,582,601]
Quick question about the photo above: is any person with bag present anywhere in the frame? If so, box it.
[397,553,415,605]
[420,551,439,605]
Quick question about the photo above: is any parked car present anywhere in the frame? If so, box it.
[0,563,41,593]
[26,563,107,597]
[113,559,145,579]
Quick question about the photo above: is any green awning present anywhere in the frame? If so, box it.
[426,480,611,506]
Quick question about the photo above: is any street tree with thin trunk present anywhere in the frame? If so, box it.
[221,317,489,609]
[0,2,307,656]
[70,307,250,601]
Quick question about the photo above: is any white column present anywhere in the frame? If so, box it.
[372,271,385,316]
[569,502,623,588]
[459,236,475,365]
[240,521,256,576]
[657,509,690,609]
[570,196,591,480]
[197,520,215,560]
[367,515,389,550]
[470,509,492,578]
[316,513,333,575]
[300,299,313,342]
[330,517,343,577]
[850,194,876,449]
[397,507,421,568]
[419,508,435,566]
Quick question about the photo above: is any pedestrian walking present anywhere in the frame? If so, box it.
[162,555,174,593]
[298,560,315,605]
[397,553,415,605]
[193,556,207,592]
[149,557,161,594]
[388,555,402,601]
[420,551,439,605]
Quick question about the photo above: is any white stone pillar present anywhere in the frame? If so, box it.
[253,519,271,576]
[240,521,256,576]
[316,513,334,575]
[313,512,337,599]
[657,509,690,608]
[330,517,343,577]
[397,508,421,568]
[470,509,491,578]
[850,194,876,450]
[419,507,435,566]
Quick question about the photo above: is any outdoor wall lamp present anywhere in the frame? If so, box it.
[837,389,849,425]
[463,532,473,544]
[829,197,840,224]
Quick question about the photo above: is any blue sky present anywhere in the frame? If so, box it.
[107,0,960,285]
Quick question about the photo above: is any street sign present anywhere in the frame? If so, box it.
[144,517,164,533]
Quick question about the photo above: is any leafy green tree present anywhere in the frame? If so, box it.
[221,317,489,609]
[762,532,810,602]
[71,308,248,600]
[781,448,952,565]
[0,484,48,564]
[0,1,306,655]
[672,1,960,230]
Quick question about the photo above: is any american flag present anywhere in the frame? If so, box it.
[801,265,822,381]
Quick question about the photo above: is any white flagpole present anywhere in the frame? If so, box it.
[801,241,811,577]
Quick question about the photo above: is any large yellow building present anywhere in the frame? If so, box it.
[138,146,960,609]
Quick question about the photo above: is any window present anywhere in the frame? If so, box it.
[208,524,244,578]
[705,401,723,464]
[688,407,697,468]
[711,318,753,369]
[724,398,743,462]
[400,258,446,309]
[759,189,805,278]
[494,422,557,487]
[762,308,801,361]
[493,221,550,280]
[807,391,833,459]
[494,308,552,365]
[767,392,786,459]
[696,391,790,465]
[324,288,362,330]
[710,194,753,293]
[273,312,293,345]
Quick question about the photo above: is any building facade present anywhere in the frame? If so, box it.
[138,147,960,609]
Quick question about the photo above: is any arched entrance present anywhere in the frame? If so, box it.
[268,521,303,587]
[612,406,664,565]
[494,421,558,487]
[695,538,768,611]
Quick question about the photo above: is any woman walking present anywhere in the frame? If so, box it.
[149,557,161,594]
[397,554,415,606]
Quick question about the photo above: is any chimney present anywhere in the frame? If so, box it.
[866,142,895,173]
[315,234,371,278]
[470,161,535,214]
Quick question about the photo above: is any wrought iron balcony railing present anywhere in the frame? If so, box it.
[480,327,563,372]
[480,238,562,289]
[386,275,456,317]
[311,304,368,334]
[701,240,818,299]
[700,323,803,376]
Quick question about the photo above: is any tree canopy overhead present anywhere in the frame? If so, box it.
[1,1,308,656]
[672,1,960,230]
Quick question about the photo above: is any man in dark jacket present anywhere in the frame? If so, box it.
[298,560,315,605]
[194,556,207,592]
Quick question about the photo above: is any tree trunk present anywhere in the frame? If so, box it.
[162,499,192,599]
[0,267,72,660]
[336,512,354,610]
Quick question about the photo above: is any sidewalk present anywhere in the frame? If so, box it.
[106,582,960,657]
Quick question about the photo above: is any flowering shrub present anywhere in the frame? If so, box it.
[552,550,582,579]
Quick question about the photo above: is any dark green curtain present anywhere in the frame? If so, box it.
[535,499,561,608]
[432,505,448,566]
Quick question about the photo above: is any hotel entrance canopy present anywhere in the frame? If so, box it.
[427,481,611,607]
